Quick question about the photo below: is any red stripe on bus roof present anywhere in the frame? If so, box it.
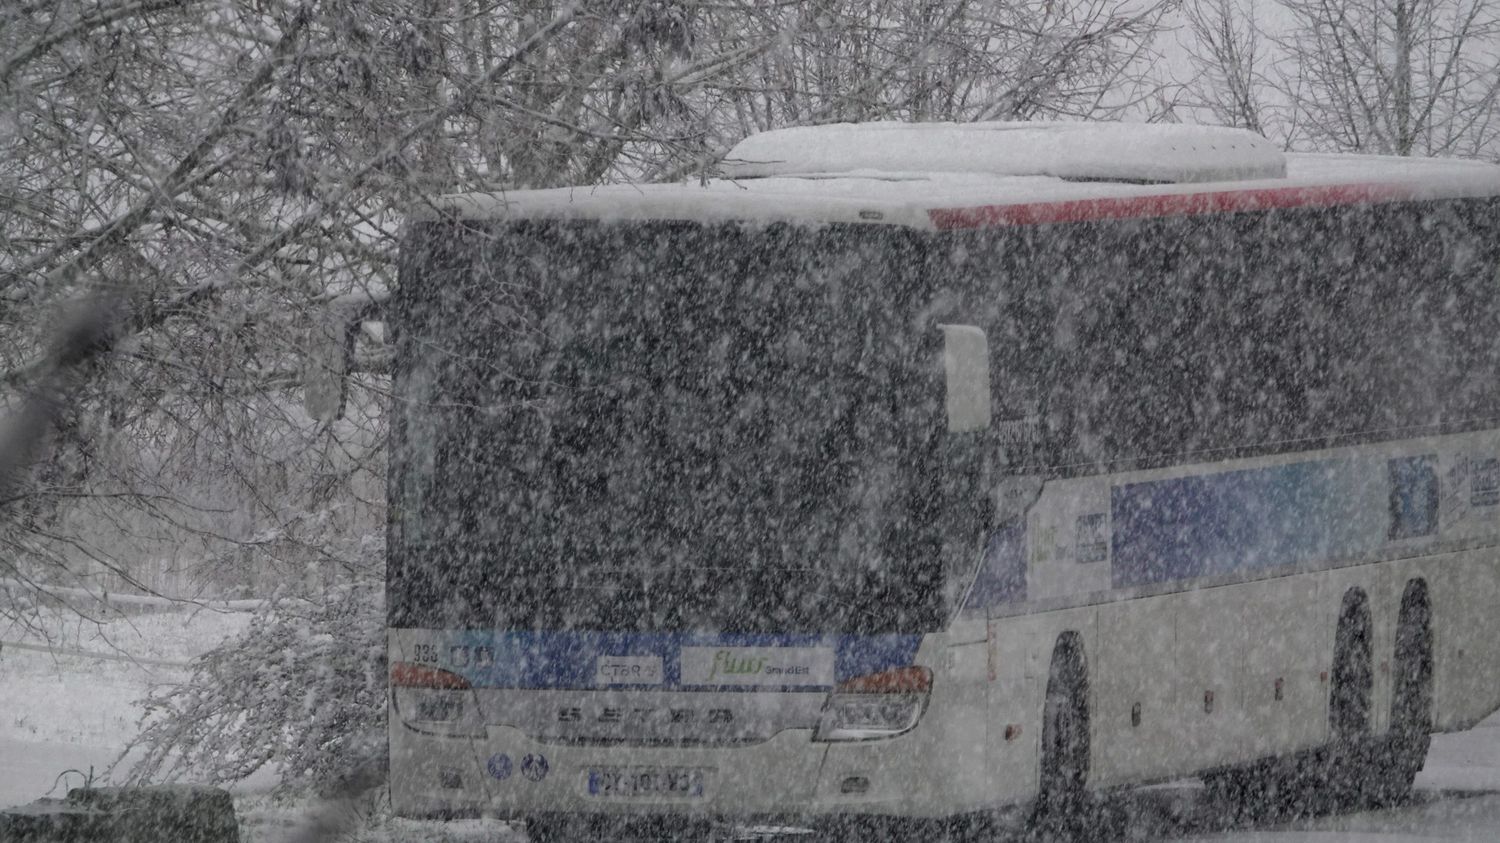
[927,182,1415,229]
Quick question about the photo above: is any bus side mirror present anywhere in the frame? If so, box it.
[302,292,389,423]
[938,324,991,433]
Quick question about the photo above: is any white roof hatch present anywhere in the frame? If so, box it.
[721,121,1287,184]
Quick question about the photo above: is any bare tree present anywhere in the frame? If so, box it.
[1182,0,1278,134]
[1183,0,1500,156]
[0,0,581,609]
[1276,0,1500,156]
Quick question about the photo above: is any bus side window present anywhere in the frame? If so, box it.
[965,524,1026,612]
[1388,455,1439,540]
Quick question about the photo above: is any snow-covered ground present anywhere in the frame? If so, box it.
[0,607,249,806]
[1420,719,1500,793]
[2,608,1497,841]
[1184,795,1500,842]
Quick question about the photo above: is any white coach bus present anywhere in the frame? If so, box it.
[386,122,1500,838]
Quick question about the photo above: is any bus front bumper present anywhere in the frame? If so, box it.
[389,721,948,821]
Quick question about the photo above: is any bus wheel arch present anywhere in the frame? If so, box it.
[1329,587,1374,740]
[1325,586,1375,806]
[1033,630,1091,829]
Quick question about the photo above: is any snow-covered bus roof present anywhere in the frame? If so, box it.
[423,122,1500,231]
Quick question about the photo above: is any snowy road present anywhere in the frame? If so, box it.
[1083,788,1500,843]
[1185,793,1500,842]
[1116,787,1500,843]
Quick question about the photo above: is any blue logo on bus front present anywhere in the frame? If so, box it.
[522,753,549,782]
[486,753,513,780]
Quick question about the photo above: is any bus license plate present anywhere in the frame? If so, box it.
[586,767,706,798]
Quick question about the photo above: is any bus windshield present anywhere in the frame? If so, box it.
[388,220,953,635]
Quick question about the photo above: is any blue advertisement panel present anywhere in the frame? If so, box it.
[1110,458,1388,588]
[414,630,922,691]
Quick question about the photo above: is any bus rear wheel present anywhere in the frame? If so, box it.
[1032,632,1090,836]
[1369,579,1434,806]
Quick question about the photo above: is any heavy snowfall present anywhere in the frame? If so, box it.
[4,0,1500,841]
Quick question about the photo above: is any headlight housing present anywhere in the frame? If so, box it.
[390,662,488,739]
[814,665,932,742]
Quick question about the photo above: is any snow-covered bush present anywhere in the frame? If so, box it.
[124,580,386,796]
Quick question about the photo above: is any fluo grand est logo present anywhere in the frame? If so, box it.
[679,646,834,687]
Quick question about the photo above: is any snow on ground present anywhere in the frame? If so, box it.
[0,651,142,750]
[1182,794,1500,842]
[0,606,251,808]
[1418,716,1500,792]
[0,738,119,809]
[0,650,146,810]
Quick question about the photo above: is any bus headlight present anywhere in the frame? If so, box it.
[814,665,932,742]
[390,662,488,739]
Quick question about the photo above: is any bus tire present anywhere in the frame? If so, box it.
[1370,579,1434,805]
[1323,588,1375,809]
[1032,631,1090,835]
